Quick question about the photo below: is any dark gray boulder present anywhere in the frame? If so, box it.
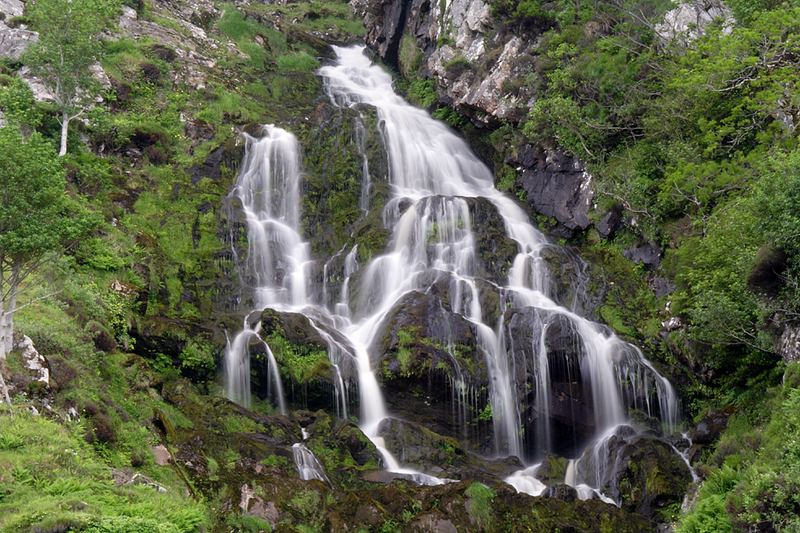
[516,148,593,235]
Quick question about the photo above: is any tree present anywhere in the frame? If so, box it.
[24,0,119,156]
[0,125,94,366]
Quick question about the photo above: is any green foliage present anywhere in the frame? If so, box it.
[25,0,120,154]
[217,7,264,42]
[406,78,438,109]
[495,166,516,192]
[222,414,265,434]
[0,76,42,130]
[0,408,208,532]
[489,0,555,25]
[276,52,320,72]
[242,1,364,39]
[225,514,273,533]
[266,329,331,385]
[0,127,76,258]
[0,125,97,357]
[465,482,495,529]
[443,55,471,77]
[179,339,217,381]
[678,494,732,533]
[432,106,467,129]
[509,0,800,391]
[395,328,414,377]
[680,364,800,532]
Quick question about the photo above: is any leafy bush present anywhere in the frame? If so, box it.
[179,339,216,381]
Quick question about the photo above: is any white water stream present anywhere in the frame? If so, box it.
[224,45,682,493]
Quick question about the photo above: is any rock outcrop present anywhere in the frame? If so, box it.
[354,0,596,235]
[573,425,692,520]
[778,324,800,363]
[0,0,38,61]
[514,147,593,235]
[656,0,734,44]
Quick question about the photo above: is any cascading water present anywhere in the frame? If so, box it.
[224,45,682,495]
[292,429,331,484]
[224,125,311,410]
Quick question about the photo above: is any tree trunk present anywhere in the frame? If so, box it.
[59,111,70,157]
[0,366,10,405]
[5,280,16,355]
[0,308,7,361]
[0,265,4,361]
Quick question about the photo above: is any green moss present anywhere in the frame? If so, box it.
[276,52,320,72]
[266,329,331,385]
[222,414,265,434]
[464,482,495,529]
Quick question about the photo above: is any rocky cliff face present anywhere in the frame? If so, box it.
[0,0,37,60]
[352,0,595,236]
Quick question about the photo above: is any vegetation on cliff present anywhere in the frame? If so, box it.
[479,1,800,530]
[2,0,800,530]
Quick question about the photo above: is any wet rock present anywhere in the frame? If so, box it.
[301,410,383,486]
[463,197,519,284]
[574,427,692,519]
[596,207,623,238]
[505,308,595,457]
[369,290,492,448]
[650,276,676,298]
[689,409,731,445]
[351,0,409,66]
[353,503,382,526]
[535,455,569,485]
[624,242,662,268]
[251,309,358,396]
[544,483,578,502]
[612,436,691,517]
[409,514,459,533]
[241,488,281,528]
[377,417,468,475]
[190,138,243,184]
[517,149,593,235]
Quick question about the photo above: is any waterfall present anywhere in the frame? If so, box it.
[319,45,680,486]
[223,45,682,493]
[224,125,311,409]
[292,442,331,484]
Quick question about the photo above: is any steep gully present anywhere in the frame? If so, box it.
[225,45,683,498]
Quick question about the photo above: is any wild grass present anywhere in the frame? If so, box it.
[0,408,209,532]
